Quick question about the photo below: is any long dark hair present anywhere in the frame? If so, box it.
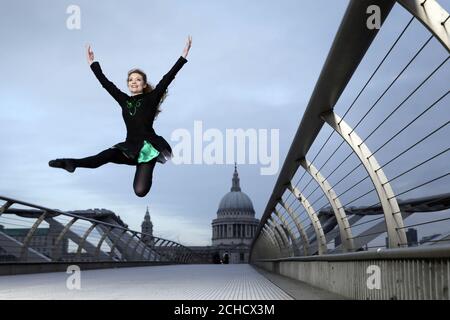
[127,68,167,119]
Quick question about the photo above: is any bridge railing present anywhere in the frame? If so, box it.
[250,0,450,262]
[0,195,199,264]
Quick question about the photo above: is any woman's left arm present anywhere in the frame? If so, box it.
[154,36,192,94]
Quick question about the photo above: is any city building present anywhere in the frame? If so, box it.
[211,164,260,263]
[385,228,419,248]
[141,206,154,246]
[138,165,260,264]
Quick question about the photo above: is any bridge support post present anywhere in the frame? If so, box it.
[397,0,450,53]
[322,112,407,248]
[287,184,328,255]
[52,218,76,261]
[299,158,355,252]
[260,228,280,253]
[20,211,48,261]
[122,232,139,261]
[109,229,128,260]
[263,225,283,253]
[279,200,310,256]
[274,208,299,256]
[95,226,114,261]
[76,222,98,260]
[0,201,13,217]
[267,217,289,255]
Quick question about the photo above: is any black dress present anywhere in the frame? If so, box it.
[90,56,188,164]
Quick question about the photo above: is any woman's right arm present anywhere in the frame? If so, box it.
[86,44,126,105]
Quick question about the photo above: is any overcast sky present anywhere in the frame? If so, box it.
[1,0,449,246]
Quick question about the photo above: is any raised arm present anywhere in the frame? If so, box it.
[153,36,192,96]
[86,44,127,105]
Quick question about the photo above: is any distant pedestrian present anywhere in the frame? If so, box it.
[223,252,229,264]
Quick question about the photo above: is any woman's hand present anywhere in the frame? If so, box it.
[86,44,95,65]
[182,35,192,59]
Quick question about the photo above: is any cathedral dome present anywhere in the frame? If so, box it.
[212,164,260,254]
[217,165,255,215]
[218,192,254,213]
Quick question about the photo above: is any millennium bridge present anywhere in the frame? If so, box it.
[1,0,449,300]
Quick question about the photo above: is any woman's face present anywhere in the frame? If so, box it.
[128,72,147,95]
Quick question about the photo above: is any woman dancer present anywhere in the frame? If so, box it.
[49,36,192,197]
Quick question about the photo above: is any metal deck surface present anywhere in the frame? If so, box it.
[0,264,295,300]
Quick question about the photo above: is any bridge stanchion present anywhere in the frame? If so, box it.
[260,229,278,252]
[287,184,328,255]
[262,233,280,258]
[299,158,355,252]
[52,217,78,261]
[121,231,139,261]
[172,244,180,263]
[252,234,277,260]
[184,250,195,264]
[262,226,283,256]
[183,249,194,264]
[20,211,48,261]
[322,112,407,248]
[266,218,288,256]
[182,248,187,263]
[95,225,114,261]
[279,199,310,256]
[269,212,294,256]
[152,238,164,261]
[173,243,184,263]
[108,229,128,261]
[162,242,172,262]
[274,208,299,256]
[397,0,450,53]
[131,234,148,261]
[75,222,98,260]
[0,201,13,217]
[139,241,151,261]
[144,240,154,261]
[260,228,281,255]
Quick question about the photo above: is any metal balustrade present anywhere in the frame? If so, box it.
[248,0,450,299]
[0,195,199,264]
[250,0,450,261]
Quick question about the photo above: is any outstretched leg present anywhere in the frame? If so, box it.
[133,158,158,197]
[49,148,134,172]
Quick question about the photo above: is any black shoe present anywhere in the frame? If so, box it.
[49,159,76,173]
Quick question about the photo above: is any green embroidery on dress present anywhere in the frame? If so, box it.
[125,98,143,116]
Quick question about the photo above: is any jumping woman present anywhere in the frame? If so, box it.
[49,36,192,197]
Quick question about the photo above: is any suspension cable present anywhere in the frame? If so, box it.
[387,148,450,183]
[339,16,416,123]
[376,120,449,169]
[361,56,449,144]
[389,173,450,199]
[285,17,416,204]
[349,35,434,135]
